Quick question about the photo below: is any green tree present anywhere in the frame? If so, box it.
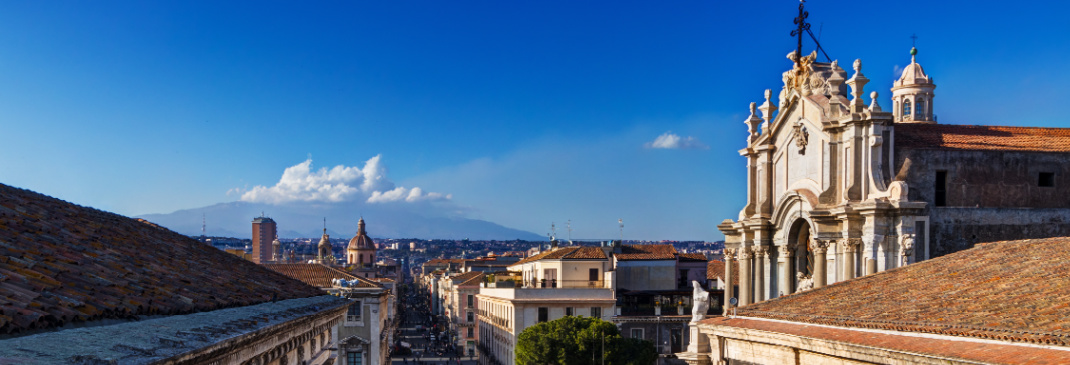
[516,315,658,365]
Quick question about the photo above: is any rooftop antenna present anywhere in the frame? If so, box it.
[567,219,572,245]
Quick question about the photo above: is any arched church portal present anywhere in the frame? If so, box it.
[787,218,815,293]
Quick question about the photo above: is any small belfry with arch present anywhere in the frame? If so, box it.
[717,46,931,307]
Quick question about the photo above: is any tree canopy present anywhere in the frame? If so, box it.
[515,315,658,365]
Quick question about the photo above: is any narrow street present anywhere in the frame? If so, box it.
[392,282,478,365]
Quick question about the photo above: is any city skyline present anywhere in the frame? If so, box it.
[2,1,1069,240]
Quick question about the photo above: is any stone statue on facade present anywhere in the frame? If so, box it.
[900,233,916,265]
[691,280,710,323]
[795,272,814,293]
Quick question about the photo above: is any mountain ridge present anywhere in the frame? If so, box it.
[137,200,543,240]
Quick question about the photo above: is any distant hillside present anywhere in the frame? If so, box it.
[0,183,323,335]
[138,201,543,240]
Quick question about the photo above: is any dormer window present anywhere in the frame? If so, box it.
[903,100,912,119]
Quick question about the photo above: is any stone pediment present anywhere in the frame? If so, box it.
[341,335,370,346]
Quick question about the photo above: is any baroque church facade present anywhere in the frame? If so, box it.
[717,46,1070,307]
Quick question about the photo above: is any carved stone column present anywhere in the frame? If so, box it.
[754,247,768,302]
[738,247,753,306]
[777,245,794,296]
[810,240,829,288]
[841,238,861,280]
[723,248,736,310]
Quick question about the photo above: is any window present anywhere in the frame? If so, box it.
[467,294,474,308]
[916,99,926,120]
[589,268,599,282]
[538,307,548,323]
[1040,172,1055,187]
[935,171,947,206]
[467,311,474,323]
[467,327,474,338]
[631,328,644,339]
[350,299,368,318]
[566,307,574,316]
[903,99,912,118]
[590,307,601,318]
[347,352,362,365]
[359,254,364,264]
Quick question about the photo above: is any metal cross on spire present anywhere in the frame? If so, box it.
[911,33,918,47]
[790,0,810,68]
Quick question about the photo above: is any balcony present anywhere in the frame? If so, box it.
[519,279,606,289]
[347,315,362,322]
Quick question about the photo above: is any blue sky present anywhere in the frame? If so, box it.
[1,1,1068,240]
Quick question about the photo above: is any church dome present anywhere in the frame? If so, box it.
[894,47,933,87]
[347,217,375,250]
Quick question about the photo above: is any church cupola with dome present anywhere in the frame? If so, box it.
[347,217,377,270]
[316,221,335,265]
[891,46,936,123]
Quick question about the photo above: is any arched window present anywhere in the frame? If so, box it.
[359,254,363,264]
[916,99,926,120]
[903,99,912,119]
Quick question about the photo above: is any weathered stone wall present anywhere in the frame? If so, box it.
[895,147,1070,256]
[725,338,796,365]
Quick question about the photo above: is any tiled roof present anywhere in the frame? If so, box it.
[424,258,464,266]
[616,244,678,260]
[510,247,608,266]
[896,123,1070,153]
[706,260,738,286]
[264,263,381,288]
[728,236,1070,347]
[678,253,708,261]
[459,273,486,287]
[0,183,322,335]
[450,271,483,284]
[701,317,1070,365]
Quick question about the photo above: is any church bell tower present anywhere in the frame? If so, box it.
[891,46,936,123]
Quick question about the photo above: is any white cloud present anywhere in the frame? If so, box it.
[238,155,450,205]
[644,132,708,150]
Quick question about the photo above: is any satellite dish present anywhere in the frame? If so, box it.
[729,297,738,306]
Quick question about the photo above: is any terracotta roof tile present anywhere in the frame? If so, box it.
[896,123,1070,152]
[459,273,486,287]
[0,183,322,335]
[511,247,607,266]
[449,271,483,284]
[264,263,381,288]
[706,260,738,286]
[702,317,1070,365]
[679,253,707,261]
[616,244,679,260]
[734,236,1070,346]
